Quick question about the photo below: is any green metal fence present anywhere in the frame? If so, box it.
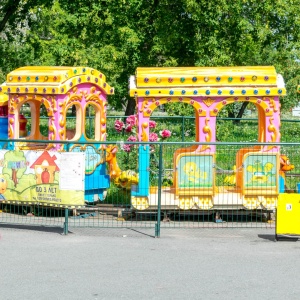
[33,114,300,143]
[1,138,299,236]
[106,115,300,143]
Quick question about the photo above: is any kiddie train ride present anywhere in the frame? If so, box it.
[0,65,295,211]
[0,66,114,203]
[129,66,293,211]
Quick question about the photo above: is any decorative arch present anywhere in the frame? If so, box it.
[142,97,206,117]
[8,94,55,139]
[84,102,103,141]
[58,87,84,140]
[60,102,83,141]
[11,94,54,116]
[85,86,107,141]
[210,97,274,117]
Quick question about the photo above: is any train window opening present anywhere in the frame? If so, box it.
[66,104,82,140]
[19,102,31,138]
[85,104,100,140]
[149,103,197,176]
[216,102,262,184]
[17,100,49,149]
[216,102,259,143]
[39,103,49,138]
[162,102,196,142]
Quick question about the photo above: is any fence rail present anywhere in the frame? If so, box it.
[26,115,300,143]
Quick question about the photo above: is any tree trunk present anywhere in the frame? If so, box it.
[228,111,235,119]
[0,0,21,32]
[125,97,136,116]
[234,102,249,124]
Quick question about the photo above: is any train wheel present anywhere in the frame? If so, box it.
[178,197,194,210]
[131,197,149,210]
[194,196,213,210]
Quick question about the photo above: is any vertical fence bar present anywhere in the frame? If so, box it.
[65,142,70,234]
[64,208,69,235]
[181,116,185,142]
[155,143,163,237]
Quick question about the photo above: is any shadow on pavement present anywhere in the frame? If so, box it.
[0,223,67,235]
[129,228,156,238]
[258,234,299,242]
[258,234,276,242]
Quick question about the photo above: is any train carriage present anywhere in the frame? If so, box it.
[129,66,288,211]
[0,66,114,203]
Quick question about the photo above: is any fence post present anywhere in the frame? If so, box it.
[155,143,163,238]
[63,208,69,235]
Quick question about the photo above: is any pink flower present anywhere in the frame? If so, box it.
[125,125,133,133]
[114,119,124,132]
[149,120,156,129]
[122,144,132,152]
[126,115,137,127]
[160,129,171,139]
[122,135,137,152]
[127,135,137,142]
[149,132,158,142]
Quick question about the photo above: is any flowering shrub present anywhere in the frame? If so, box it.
[149,132,158,142]
[114,119,124,132]
[114,115,172,172]
[126,115,137,127]
[160,129,171,139]
[114,115,137,134]
[149,120,156,129]
[125,125,133,133]
[127,135,137,142]
[114,115,172,152]
[122,144,132,152]
[123,135,137,152]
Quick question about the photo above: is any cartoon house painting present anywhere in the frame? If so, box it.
[30,151,60,184]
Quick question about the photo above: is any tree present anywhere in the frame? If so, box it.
[0,0,299,116]
[0,0,54,82]
[0,0,53,33]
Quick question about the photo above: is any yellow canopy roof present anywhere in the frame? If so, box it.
[5,66,114,95]
[130,66,286,97]
[0,85,8,106]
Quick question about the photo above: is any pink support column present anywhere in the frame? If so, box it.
[137,97,150,142]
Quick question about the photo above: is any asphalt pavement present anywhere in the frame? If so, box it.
[0,225,300,300]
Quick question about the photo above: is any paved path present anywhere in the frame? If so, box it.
[0,225,300,300]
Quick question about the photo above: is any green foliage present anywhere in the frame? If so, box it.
[1,0,300,115]
[0,0,54,33]
[104,182,131,206]
[164,103,194,117]
[117,146,138,172]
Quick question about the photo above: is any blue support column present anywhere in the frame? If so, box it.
[131,145,150,196]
